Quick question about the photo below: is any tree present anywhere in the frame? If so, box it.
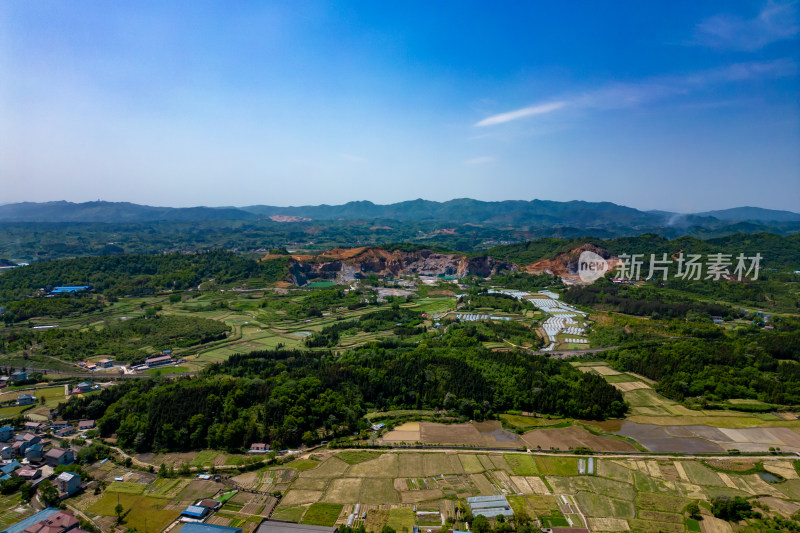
[380,526,396,533]
[514,509,532,526]
[711,496,752,521]
[115,503,125,524]
[685,502,701,519]
[472,515,491,533]
[38,480,59,507]
[20,482,34,503]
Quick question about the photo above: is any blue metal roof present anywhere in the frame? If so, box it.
[0,461,21,474]
[181,524,242,533]
[51,286,90,294]
[181,505,209,518]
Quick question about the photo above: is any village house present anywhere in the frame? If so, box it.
[78,420,95,431]
[11,371,28,381]
[24,422,46,433]
[0,460,21,477]
[16,467,41,481]
[0,446,14,460]
[248,443,269,454]
[16,394,37,406]
[54,426,76,438]
[145,355,173,367]
[0,425,13,442]
[50,420,69,431]
[71,382,93,394]
[56,471,81,496]
[18,509,81,533]
[14,433,41,455]
[97,358,113,368]
[24,443,44,463]
[44,448,75,467]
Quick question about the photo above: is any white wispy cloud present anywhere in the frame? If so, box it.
[474,101,566,127]
[473,59,795,127]
[694,1,799,51]
[465,156,494,165]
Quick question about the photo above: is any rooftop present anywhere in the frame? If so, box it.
[180,524,242,533]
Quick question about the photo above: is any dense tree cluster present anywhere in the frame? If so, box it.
[59,344,626,453]
[462,292,534,314]
[711,496,754,521]
[564,281,736,319]
[1,294,105,323]
[0,251,289,301]
[604,322,800,404]
[35,315,229,363]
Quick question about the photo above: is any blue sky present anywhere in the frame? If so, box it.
[1,1,798,212]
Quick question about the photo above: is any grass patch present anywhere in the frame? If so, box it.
[336,451,382,465]
[539,514,569,528]
[575,493,635,518]
[499,414,569,430]
[301,503,342,526]
[534,456,578,476]
[504,454,539,476]
[685,518,701,532]
[191,450,220,467]
[386,507,415,533]
[272,505,308,522]
[145,365,193,374]
[287,458,322,471]
[106,481,147,494]
[458,455,484,474]
[88,493,178,532]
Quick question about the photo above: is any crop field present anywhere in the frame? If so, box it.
[107,481,148,494]
[89,493,179,532]
[504,454,540,475]
[301,503,343,526]
[229,448,800,532]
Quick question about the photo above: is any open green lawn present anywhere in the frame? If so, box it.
[301,503,342,526]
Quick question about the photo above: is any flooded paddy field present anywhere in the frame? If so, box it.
[614,421,800,453]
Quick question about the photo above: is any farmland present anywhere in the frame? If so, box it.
[2,235,800,532]
[260,449,800,532]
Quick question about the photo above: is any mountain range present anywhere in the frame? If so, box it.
[0,199,798,235]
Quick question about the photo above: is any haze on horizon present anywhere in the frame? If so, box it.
[1,1,798,213]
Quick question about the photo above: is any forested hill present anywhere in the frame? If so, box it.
[0,251,290,301]
[485,233,800,267]
[58,346,627,452]
[2,233,798,302]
